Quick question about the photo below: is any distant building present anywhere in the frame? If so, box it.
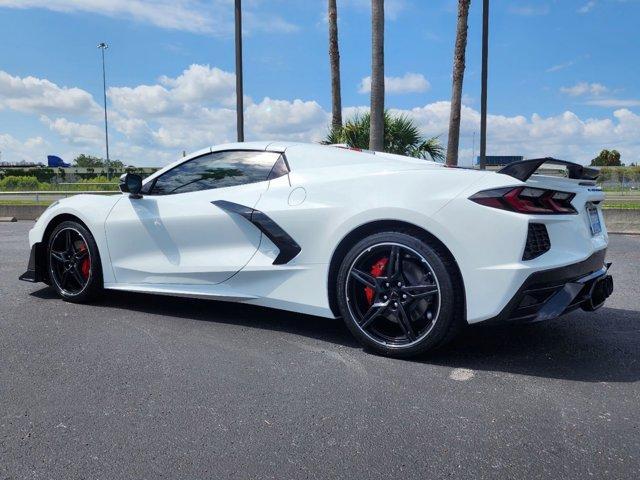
[476,155,524,167]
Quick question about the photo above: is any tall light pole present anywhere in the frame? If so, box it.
[234,0,244,142]
[98,42,110,162]
[479,0,489,170]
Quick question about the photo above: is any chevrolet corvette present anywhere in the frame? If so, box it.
[20,142,613,357]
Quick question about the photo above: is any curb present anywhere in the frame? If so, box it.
[0,216,17,222]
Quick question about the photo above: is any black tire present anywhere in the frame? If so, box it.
[336,230,463,358]
[47,220,103,303]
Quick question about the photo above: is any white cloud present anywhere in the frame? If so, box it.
[578,1,597,13]
[0,0,298,36]
[394,102,640,164]
[358,73,431,94]
[40,116,103,145]
[246,98,329,141]
[109,64,237,118]
[0,133,49,163]
[546,60,575,73]
[508,4,550,16]
[584,98,640,108]
[159,64,236,105]
[3,64,640,167]
[560,82,608,97]
[0,70,100,116]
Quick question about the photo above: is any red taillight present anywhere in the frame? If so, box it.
[470,187,577,214]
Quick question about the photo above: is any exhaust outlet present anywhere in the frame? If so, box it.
[582,275,613,312]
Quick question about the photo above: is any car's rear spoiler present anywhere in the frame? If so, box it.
[497,157,600,182]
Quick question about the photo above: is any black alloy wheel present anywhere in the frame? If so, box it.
[48,221,102,302]
[337,231,462,357]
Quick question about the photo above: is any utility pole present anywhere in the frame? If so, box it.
[234,0,244,142]
[479,0,489,170]
[98,42,110,162]
[472,131,476,166]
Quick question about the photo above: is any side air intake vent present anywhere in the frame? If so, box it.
[523,223,550,260]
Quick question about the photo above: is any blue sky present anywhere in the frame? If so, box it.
[0,0,639,166]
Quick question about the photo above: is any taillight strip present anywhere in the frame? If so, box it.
[470,187,577,214]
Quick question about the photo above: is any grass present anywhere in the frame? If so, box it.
[601,187,640,194]
[0,199,55,206]
[602,202,640,210]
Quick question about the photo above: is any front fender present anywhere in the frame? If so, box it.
[26,194,123,284]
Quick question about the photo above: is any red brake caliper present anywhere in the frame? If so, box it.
[365,257,388,306]
[78,243,90,280]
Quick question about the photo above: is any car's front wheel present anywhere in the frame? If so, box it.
[336,231,463,357]
[47,220,103,303]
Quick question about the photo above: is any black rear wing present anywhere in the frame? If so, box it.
[497,157,600,182]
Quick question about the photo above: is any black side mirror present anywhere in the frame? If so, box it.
[119,173,143,199]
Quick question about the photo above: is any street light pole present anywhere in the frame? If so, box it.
[234,0,244,142]
[98,42,110,162]
[479,0,489,170]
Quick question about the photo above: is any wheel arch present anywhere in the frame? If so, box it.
[43,213,92,245]
[40,213,100,283]
[327,219,466,320]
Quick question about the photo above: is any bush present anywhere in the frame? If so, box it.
[0,168,55,182]
[70,176,118,191]
[0,176,48,191]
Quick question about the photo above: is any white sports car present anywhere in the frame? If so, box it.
[20,142,613,357]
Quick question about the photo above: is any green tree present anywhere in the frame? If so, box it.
[324,111,445,161]
[74,154,124,170]
[590,149,622,166]
[74,154,105,168]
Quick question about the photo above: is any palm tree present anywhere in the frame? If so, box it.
[446,0,471,166]
[328,0,342,131]
[369,0,385,151]
[324,111,445,161]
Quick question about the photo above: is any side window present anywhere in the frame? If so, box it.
[150,151,286,195]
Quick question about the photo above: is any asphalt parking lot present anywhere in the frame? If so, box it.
[1,221,639,479]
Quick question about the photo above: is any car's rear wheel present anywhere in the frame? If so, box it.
[336,231,463,357]
[47,221,103,303]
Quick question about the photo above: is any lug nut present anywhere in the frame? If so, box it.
[402,294,407,299]
[397,282,402,287]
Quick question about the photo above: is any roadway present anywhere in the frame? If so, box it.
[1,221,639,479]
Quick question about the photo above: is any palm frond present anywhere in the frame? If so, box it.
[413,136,446,162]
[322,110,444,161]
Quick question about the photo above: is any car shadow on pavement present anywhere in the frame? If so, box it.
[91,288,360,349]
[427,307,640,383]
[30,287,640,383]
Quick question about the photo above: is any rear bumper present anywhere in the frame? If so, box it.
[19,242,47,283]
[485,249,613,324]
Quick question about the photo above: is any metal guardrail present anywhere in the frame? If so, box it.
[0,191,117,194]
[58,182,118,186]
[0,191,118,203]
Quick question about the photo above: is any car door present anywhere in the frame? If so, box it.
[104,149,285,286]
